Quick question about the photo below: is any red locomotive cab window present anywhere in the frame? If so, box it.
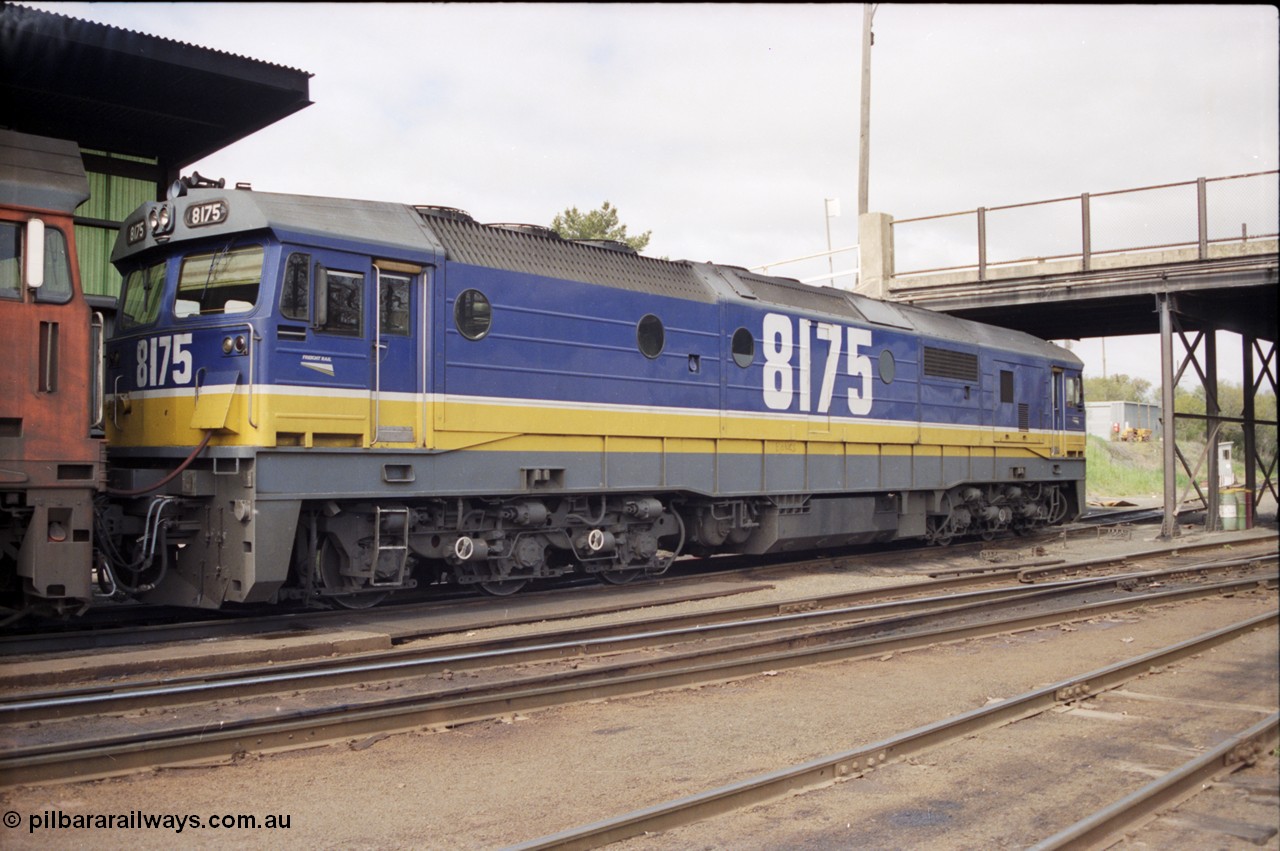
[0,222,19,300]
[176,245,264,316]
[32,226,74,304]
[0,221,74,303]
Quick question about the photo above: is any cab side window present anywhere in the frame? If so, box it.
[0,223,20,300]
[33,226,73,303]
[380,273,410,336]
[1066,375,1083,408]
[315,265,363,336]
[119,261,166,328]
[0,222,74,303]
[280,253,310,321]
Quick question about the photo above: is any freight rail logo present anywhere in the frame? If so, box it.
[301,354,335,376]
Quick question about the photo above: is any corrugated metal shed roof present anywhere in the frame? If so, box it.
[0,3,312,169]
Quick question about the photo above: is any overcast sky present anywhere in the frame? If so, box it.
[34,2,1280,388]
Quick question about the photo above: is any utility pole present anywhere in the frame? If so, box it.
[858,4,876,216]
[824,198,840,283]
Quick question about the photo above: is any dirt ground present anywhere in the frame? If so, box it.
[1,525,1276,850]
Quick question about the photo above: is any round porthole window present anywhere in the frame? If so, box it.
[637,314,664,359]
[454,289,492,340]
[731,327,755,368]
[879,349,896,384]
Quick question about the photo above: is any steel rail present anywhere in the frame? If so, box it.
[1016,546,1276,583]
[1031,712,1280,851]
[0,509,1197,658]
[0,526,1065,656]
[0,571,1273,788]
[4,554,1270,724]
[507,611,1279,851]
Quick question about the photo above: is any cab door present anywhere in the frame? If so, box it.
[1049,367,1067,457]
[273,250,371,447]
[371,261,427,446]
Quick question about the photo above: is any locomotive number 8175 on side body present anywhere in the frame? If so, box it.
[95,184,1086,610]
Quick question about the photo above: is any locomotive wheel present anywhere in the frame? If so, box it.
[317,538,390,609]
[926,517,954,547]
[600,568,642,585]
[479,578,527,596]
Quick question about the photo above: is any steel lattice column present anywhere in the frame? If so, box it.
[1158,294,1179,539]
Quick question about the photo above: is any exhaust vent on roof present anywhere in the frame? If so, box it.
[414,205,474,223]
[569,238,637,254]
[487,223,562,240]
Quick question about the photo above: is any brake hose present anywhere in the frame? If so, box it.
[107,430,214,497]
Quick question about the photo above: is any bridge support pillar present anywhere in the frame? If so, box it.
[856,212,894,299]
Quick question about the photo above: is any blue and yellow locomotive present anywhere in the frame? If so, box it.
[102,180,1085,609]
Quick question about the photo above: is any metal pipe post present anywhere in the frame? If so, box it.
[1158,293,1180,539]
[857,4,874,216]
[1205,330,1220,530]
[1242,335,1257,513]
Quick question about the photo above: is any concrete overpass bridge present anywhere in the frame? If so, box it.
[854,170,1278,538]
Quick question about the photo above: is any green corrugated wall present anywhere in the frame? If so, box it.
[75,154,159,299]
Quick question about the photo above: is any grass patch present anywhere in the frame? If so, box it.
[1086,435,1165,500]
[1085,435,1249,501]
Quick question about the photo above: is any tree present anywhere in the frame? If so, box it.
[1173,380,1277,469]
[550,201,651,253]
[1084,374,1154,404]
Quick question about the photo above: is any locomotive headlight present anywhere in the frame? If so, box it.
[222,336,234,354]
[148,204,174,238]
[234,335,247,353]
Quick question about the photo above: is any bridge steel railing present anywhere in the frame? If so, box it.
[889,169,1278,282]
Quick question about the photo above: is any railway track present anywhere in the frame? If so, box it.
[3,549,1272,715]
[0,514,1259,662]
[511,611,1278,850]
[2,546,1273,788]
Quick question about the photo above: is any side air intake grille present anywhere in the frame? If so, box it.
[922,346,979,381]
